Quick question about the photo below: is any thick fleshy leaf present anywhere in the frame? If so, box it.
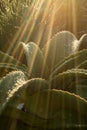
[0,78,49,110]
[50,49,87,78]
[50,69,87,99]
[0,51,21,65]
[24,89,87,120]
[0,51,27,77]
[18,78,49,96]
[1,90,87,129]
[0,78,49,113]
[12,42,49,79]
[77,60,87,69]
[42,31,78,73]
[0,71,27,109]
[77,34,87,51]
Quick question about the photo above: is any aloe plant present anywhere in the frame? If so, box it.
[0,32,87,129]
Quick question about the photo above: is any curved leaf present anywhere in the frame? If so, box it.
[50,49,87,78]
[50,69,87,99]
[0,70,27,109]
[1,90,87,129]
[42,31,78,73]
[0,51,20,64]
[24,42,49,78]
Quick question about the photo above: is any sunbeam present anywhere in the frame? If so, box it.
[71,0,77,35]
[7,0,43,57]
[4,0,83,127]
[0,1,87,129]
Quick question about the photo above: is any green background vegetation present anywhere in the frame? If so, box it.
[0,0,87,52]
[0,0,32,52]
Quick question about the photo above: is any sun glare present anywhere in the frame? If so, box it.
[8,0,77,108]
[1,0,86,128]
[6,0,78,114]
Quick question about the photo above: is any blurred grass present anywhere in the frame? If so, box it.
[0,0,32,52]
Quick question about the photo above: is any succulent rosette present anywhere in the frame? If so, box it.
[0,31,87,129]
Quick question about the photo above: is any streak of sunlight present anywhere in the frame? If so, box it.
[4,0,81,127]
[7,0,43,58]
